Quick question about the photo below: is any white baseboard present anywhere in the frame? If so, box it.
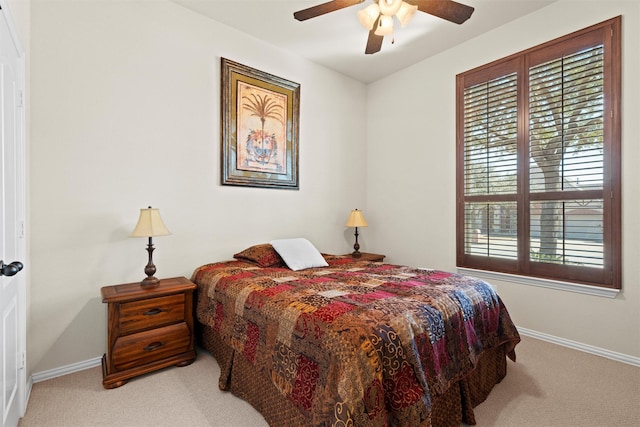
[31,356,102,384]
[517,326,640,367]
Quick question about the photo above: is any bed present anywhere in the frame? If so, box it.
[191,241,520,426]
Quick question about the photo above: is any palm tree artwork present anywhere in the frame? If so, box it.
[238,82,286,173]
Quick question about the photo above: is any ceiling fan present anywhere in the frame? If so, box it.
[294,0,475,55]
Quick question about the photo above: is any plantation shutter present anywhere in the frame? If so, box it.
[529,46,605,268]
[463,74,518,261]
[456,17,620,289]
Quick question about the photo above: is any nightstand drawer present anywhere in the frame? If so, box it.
[119,294,185,335]
[112,322,191,371]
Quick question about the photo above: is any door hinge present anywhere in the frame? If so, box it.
[19,352,26,370]
[17,90,24,108]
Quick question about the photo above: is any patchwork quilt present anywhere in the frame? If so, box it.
[192,256,520,426]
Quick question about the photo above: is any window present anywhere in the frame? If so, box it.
[456,17,621,289]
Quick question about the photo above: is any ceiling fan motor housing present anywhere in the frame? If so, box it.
[379,0,403,16]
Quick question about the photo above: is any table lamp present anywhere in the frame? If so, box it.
[129,206,171,287]
[346,209,368,257]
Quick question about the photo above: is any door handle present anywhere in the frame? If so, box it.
[0,261,24,277]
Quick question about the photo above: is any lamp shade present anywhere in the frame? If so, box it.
[346,209,368,228]
[374,14,394,36]
[357,3,380,30]
[396,1,418,27]
[130,207,171,238]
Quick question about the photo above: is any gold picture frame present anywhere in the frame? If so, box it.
[221,58,300,189]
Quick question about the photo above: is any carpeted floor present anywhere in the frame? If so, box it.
[469,336,639,426]
[19,336,640,426]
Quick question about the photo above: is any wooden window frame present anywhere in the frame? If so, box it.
[456,17,621,289]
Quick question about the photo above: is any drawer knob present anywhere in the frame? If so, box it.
[143,341,164,351]
[143,308,165,316]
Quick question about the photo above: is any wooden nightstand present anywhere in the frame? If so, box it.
[345,252,386,262]
[101,276,197,389]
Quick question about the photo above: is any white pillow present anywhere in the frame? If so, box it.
[269,238,328,271]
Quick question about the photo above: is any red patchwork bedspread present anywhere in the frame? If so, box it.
[192,256,520,426]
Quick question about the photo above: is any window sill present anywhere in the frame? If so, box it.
[456,267,619,299]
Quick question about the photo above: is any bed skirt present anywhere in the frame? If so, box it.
[198,323,508,427]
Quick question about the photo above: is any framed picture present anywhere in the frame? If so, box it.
[221,58,300,189]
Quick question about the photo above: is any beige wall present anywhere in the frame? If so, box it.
[367,1,640,358]
[28,0,639,377]
[29,0,367,372]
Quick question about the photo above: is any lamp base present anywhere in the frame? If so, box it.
[352,231,361,257]
[140,276,160,288]
[140,239,160,288]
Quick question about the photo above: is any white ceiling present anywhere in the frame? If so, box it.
[171,0,556,84]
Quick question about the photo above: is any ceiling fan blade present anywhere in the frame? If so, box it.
[365,33,384,55]
[294,0,365,21]
[365,17,384,55]
[410,0,475,24]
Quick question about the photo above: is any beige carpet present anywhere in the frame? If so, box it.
[469,336,639,426]
[19,336,639,426]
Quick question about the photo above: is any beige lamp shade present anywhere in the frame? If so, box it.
[358,3,380,30]
[374,14,394,36]
[130,207,171,237]
[396,2,418,27]
[346,209,368,228]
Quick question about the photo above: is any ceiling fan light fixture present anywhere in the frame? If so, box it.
[374,14,394,36]
[379,0,403,17]
[396,2,418,27]
[357,3,380,30]
[294,0,475,56]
